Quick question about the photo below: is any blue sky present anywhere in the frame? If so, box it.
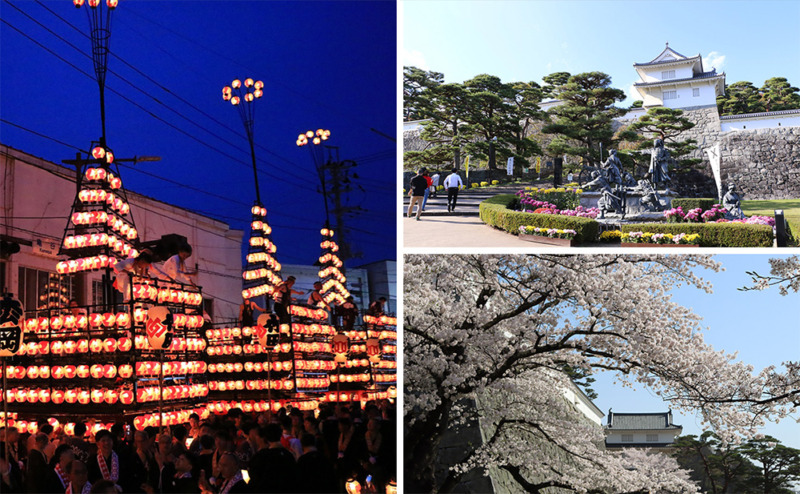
[402,0,800,106]
[591,254,800,449]
[1,1,396,267]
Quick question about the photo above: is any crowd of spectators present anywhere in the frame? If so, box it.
[0,400,396,493]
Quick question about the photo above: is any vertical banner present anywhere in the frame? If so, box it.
[705,144,722,201]
[535,157,542,174]
[464,156,470,184]
[506,157,514,176]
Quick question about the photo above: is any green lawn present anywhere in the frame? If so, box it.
[742,199,800,245]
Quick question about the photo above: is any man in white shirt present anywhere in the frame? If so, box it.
[163,244,197,286]
[443,169,464,212]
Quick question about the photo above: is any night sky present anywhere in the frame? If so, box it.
[0,0,396,268]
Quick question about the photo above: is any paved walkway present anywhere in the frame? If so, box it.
[402,185,522,217]
[403,215,525,247]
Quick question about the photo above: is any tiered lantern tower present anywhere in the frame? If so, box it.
[221,79,282,301]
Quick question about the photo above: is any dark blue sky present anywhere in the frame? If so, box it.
[0,0,396,268]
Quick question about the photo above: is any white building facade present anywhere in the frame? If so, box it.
[632,45,726,109]
[604,410,683,451]
[0,144,244,323]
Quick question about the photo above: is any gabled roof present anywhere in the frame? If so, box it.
[634,44,700,68]
[606,411,682,430]
[719,108,800,120]
[633,71,724,88]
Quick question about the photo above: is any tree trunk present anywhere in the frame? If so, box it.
[405,401,454,493]
[452,121,460,170]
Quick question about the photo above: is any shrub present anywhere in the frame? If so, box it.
[672,198,717,211]
[471,183,479,189]
[491,180,500,185]
[480,194,599,243]
[619,222,773,247]
[480,181,489,187]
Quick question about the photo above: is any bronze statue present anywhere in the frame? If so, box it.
[722,183,745,219]
[648,138,672,188]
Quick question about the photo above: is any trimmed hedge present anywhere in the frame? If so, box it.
[480,194,599,243]
[671,198,718,211]
[620,222,773,247]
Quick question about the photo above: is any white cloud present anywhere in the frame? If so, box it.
[703,51,726,72]
[626,82,640,101]
[402,47,428,70]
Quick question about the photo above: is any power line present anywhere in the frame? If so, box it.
[5,0,313,190]
[120,4,395,142]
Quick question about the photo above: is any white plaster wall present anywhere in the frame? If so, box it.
[1,145,243,323]
[721,114,800,131]
[606,431,678,444]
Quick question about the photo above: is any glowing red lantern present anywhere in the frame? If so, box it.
[120,389,134,405]
[51,366,64,380]
[77,339,89,353]
[89,339,103,353]
[76,365,90,379]
[90,365,103,379]
[51,389,64,404]
[91,389,104,404]
[104,389,118,404]
[103,338,117,353]
[118,364,132,378]
[63,365,76,379]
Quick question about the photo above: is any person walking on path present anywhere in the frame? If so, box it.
[431,171,440,197]
[407,168,429,220]
[443,169,464,212]
[421,171,433,211]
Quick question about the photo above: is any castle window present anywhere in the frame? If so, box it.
[646,434,659,442]
[693,88,700,97]
[622,434,633,442]
[663,90,677,100]
[661,70,676,79]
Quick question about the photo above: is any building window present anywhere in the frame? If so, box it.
[18,267,75,315]
[622,434,634,442]
[661,70,676,79]
[693,88,700,97]
[646,434,659,442]
[663,90,677,100]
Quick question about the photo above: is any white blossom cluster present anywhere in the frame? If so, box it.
[404,254,797,493]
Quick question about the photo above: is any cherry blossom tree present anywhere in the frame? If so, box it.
[404,255,798,493]
[743,255,800,295]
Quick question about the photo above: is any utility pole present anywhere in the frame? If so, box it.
[325,158,362,263]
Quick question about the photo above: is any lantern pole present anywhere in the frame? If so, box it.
[221,79,265,205]
[2,359,7,461]
[159,348,164,433]
[267,347,272,419]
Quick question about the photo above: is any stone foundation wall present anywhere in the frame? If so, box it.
[676,105,800,200]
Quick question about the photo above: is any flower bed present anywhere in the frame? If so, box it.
[619,222,773,247]
[479,195,598,244]
[599,230,622,243]
[621,231,700,246]
[518,226,577,247]
[517,186,582,211]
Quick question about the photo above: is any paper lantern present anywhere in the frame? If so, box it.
[103,338,117,353]
[118,364,133,378]
[64,365,77,379]
[91,389,104,403]
[118,337,132,352]
[120,389,134,405]
[90,365,104,379]
[39,366,50,379]
[89,339,103,353]
[51,390,64,404]
[104,389,118,404]
[51,366,64,380]
[77,390,90,405]
[103,364,116,379]
[76,365,90,379]
[146,306,173,350]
